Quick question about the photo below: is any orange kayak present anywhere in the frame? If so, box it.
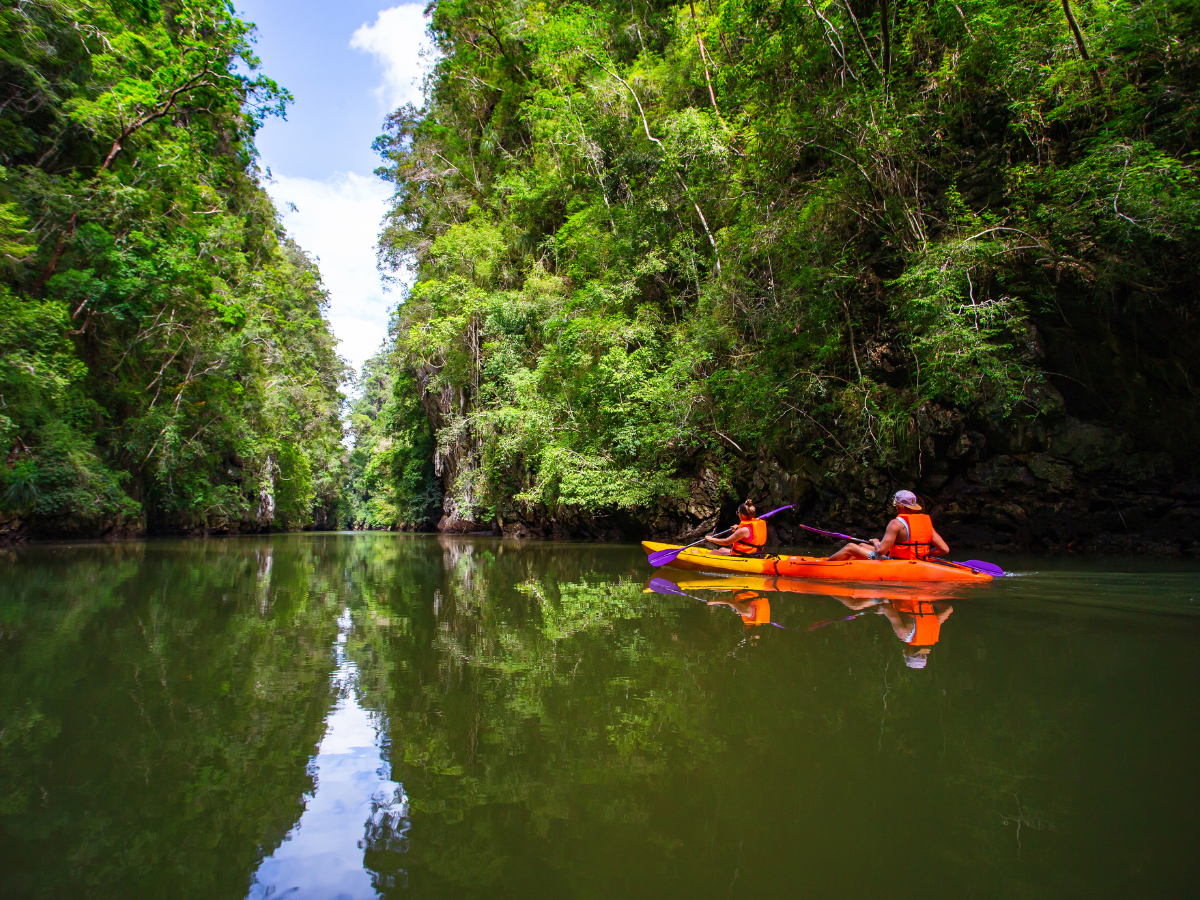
[641,541,993,583]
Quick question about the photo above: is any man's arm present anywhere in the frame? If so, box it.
[874,519,906,555]
[930,527,949,557]
[708,598,754,617]
[837,596,885,612]
[876,602,913,641]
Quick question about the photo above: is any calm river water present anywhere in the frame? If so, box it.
[2,533,1199,898]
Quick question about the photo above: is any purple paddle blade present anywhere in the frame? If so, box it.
[956,559,1005,577]
[647,547,687,567]
[648,577,688,596]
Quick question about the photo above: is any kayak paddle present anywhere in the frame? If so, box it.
[648,577,799,632]
[798,523,872,543]
[959,560,1004,576]
[798,523,1005,577]
[647,527,735,568]
[648,576,704,599]
[807,606,878,631]
[646,505,795,568]
[931,558,1006,578]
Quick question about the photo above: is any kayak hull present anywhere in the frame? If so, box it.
[641,542,992,583]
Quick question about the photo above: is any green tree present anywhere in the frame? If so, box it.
[0,0,346,537]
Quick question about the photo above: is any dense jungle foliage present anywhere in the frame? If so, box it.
[0,0,345,537]
[350,0,1200,533]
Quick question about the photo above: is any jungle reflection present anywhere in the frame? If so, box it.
[0,539,343,899]
[346,540,993,896]
[4,534,1199,898]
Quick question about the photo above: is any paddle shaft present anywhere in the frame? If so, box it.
[693,504,797,547]
[648,524,736,564]
[798,522,871,543]
[807,608,875,631]
[925,556,1003,577]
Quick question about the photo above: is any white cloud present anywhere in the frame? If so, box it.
[350,4,435,112]
[256,5,434,384]
[268,171,396,379]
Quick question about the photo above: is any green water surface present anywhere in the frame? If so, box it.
[1,534,1198,898]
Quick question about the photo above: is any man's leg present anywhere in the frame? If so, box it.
[827,542,875,561]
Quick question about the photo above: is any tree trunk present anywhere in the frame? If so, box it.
[1061,0,1089,60]
[1061,0,1103,91]
[879,0,892,96]
[688,0,721,119]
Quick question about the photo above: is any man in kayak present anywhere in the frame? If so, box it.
[825,590,954,669]
[882,596,954,669]
[826,490,949,561]
[704,499,768,556]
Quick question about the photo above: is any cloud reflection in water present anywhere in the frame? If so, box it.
[248,610,408,899]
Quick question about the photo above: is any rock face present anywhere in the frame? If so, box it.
[415,361,490,535]
[406,276,1200,557]
[914,416,1193,555]
[784,415,1196,556]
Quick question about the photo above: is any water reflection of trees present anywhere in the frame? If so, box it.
[341,536,737,892]
[0,538,341,898]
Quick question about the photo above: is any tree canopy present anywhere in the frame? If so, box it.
[1,0,346,537]
[354,0,1200,534]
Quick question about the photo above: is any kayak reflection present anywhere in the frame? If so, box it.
[648,573,963,668]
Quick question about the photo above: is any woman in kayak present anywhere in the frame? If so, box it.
[827,490,949,561]
[704,499,769,556]
[706,589,772,628]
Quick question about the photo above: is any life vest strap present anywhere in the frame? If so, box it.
[893,539,934,558]
[893,513,935,560]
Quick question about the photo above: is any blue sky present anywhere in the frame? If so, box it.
[236,0,432,378]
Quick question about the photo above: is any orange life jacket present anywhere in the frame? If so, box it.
[731,516,768,555]
[734,591,771,626]
[891,513,934,560]
[892,598,942,646]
